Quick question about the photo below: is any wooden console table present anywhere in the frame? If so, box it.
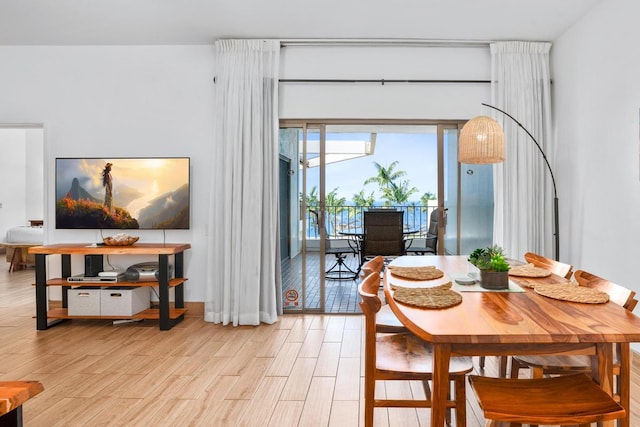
[28,243,190,331]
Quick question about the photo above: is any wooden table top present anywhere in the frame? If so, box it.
[0,381,44,415]
[384,255,640,346]
[28,243,191,256]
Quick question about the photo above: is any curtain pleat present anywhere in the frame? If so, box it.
[205,39,281,326]
[491,41,554,260]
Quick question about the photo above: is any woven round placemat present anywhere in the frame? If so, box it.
[508,263,551,278]
[388,265,445,281]
[392,282,462,309]
[534,283,609,304]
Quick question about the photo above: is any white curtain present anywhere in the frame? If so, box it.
[491,41,554,260]
[205,39,282,326]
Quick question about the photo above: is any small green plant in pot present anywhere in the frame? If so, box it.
[468,245,510,289]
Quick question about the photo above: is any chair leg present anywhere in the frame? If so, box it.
[479,356,485,369]
[364,374,375,427]
[510,358,521,378]
[531,366,544,379]
[498,356,509,378]
[454,376,466,427]
[325,252,358,280]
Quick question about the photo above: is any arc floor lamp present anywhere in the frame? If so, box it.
[458,103,559,261]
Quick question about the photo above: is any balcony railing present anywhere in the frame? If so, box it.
[306,205,435,239]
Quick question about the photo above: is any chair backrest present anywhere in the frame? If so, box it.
[362,210,405,258]
[358,272,383,336]
[574,269,636,310]
[360,255,385,280]
[427,208,438,236]
[524,251,573,279]
[425,209,438,252]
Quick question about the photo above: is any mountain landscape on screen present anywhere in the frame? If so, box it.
[55,158,190,229]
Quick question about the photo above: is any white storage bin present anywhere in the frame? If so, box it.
[68,287,101,316]
[100,287,150,316]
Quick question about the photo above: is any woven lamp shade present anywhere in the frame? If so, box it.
[459,115,505,164]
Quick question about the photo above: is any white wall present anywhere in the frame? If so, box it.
[0,43,491,302]
[280,45,491,119]
[553,0,640,349]
[25,127,44,221]
[0,46,215,301]
[0,129,27,240]
[553,0,640,286]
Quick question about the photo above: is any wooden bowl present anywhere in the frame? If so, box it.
[103,236,139,246]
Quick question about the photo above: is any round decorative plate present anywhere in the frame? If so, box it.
[388,265,444,280]
[392,283,462,309]
[534,283,609,304]
[508,263,552,278]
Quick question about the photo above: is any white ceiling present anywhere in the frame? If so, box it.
[0,0,601,45]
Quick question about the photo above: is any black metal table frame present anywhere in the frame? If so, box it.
[34,251,185,331]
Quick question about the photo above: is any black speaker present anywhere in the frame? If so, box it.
[84,255,103,277]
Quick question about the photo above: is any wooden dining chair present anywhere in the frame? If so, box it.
[469,373,625,426]
[524,251,574,279]
[359,272,473,427]
[509,270,636,427]
[359,255,385,279]
[359,256,408,333]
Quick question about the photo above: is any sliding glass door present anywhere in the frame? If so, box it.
[278,119,493,314]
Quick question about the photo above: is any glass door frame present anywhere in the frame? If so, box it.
[280,118,468,313]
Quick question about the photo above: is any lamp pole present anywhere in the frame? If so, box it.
[482,103,560,261]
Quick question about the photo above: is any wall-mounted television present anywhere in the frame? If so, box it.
[55,157,190,229]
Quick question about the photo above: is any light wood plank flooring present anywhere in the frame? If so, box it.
[1,264,639,426]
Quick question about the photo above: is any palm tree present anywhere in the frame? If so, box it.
[365,161,420,206]
[363,161,407,195]
[383,180,419,205]
[352,190,375,208]
[421,192,437,206]
[325,188,347,236]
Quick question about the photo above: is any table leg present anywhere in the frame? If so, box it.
[619,342,630,427]
[594,342,615,427]
[0,405,24,427]
[35,254,48,330]
[158,254,170,330]
[432,343,453,427]
[9,248,20,272]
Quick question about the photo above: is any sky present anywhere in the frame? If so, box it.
[305,132,438,203]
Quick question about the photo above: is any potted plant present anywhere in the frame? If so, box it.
[468,245,510,290]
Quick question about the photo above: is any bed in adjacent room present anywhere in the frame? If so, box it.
[2,221,44,271]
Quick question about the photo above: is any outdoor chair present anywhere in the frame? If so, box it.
[325,237,359,280]
[360,210,405,268]
[359,272,473,427]
[406,208,438,255]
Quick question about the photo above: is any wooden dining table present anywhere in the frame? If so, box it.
[384,255,640,427]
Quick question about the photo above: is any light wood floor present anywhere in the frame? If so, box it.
[2,265,640,426]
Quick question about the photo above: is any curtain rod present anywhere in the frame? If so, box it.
[279,78,490,84]
[279,38,492,48]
